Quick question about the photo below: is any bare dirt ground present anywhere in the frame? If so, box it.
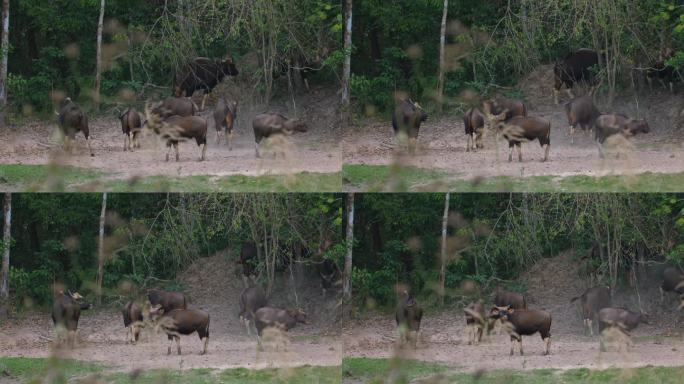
[343,66,684,181]
[0,86,342,181]
[0,252,343,371]
[343,252,684,373]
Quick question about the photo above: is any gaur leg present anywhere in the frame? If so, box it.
[518,339,524,356]
[85,136,94,157]
[543,337,551,355]
[476,130,484,149]
[466,133,472,152]
[216,129,221,143]
[588,318,593,337]
[174,143,180,162]
[409,137,417,154]
[167,335,174,355]
[166,142,172,162]
[508,143,514,162]
[660,286,665,303]
[570,125,576,144]
[597,140,605,159]
[199,143,207,161]
[125,326,131,343]
[227,131,234,151]
[542,144,549,162]
[255,141,261,158]
[201,94,208,111]
[176,336,182,355]
[124,134,129,151]
[553,88,561,105]
[517,143,523,162]
[509,336,516,356]
[200,336,208,355]
[69,330,76,348]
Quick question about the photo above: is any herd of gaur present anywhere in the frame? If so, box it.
[56,57,309,160]
[395,267,684,355]
[50,242,341,356]
[392,48,672,161]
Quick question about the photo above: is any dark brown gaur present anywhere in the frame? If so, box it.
[598,307,647,351]
[570,286,611,336]
[150,307,210,355]
[147,289,187,313]
[122,300,144,343]
[120,107,143,151]
[481,98,527,126]
[392,98,428,153]
[213,97,238,149]
[463,107,486,152]
[594,114,650,158]
[51,291,92,347]
[57,98,94,156]
[240,242,258,286]
[252,113,308,158]
[395,290,423,348]
[553,49,601,105]
[174,57,239,110]
[564,95,601,144]
[253,307,308,346]
[489,306,552,356]
[464,300,486,345]
[152,97,197,119]
[494,288,528,310]
[660,267,684,308]
[145,103,208,162]
[239,285,267,336]
[495,116,551,162]
[317,258,341,299]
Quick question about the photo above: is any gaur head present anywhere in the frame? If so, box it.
[59,97,74,110]
[624,119,650,136]
[67,290,92,310]
[148,304,165,322]
[283,119,308,134]
[407,99,428,122]
[220,57,239,77]
[488,305,513,321]
[287,308,309,325]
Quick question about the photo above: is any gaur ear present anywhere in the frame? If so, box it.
[507,307,514,314]
[489,307,499,316]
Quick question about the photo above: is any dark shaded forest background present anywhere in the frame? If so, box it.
[350,0,684,114]
[7,0,342,114]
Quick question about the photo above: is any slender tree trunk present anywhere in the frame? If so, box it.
[0,0,10,128]
[96,193,107,305]
[341,0,353,105]
[1,193,11,301]
[94,0,105,109]
[343,193,354,302]
[437,0,448,113]
[439,193,449,305]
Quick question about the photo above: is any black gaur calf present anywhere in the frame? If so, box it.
[174,57,239,110]
[147,289,187,313]
[660,267,684,308]
[122,300,144,343]
[598,307,647,351]
[564,95,601,144]
[553,49,601,104]
[392,98,428,154]
[489,306,552,356]
[150,307,210,355]
[482,98,527,126]
[240,242,258,286]
[57,98,94,156]
[494,287,528,310]
[254,307,308,345]
[495,116,551,162]
[395,290,423,348]
[463,107,486,152]
[464,300,487,345]
[120,107,143,151]
[52,291,92,347]
[213,97,238,149]
[252,113,308,158]
[594,114,650,158]
[239,285,267,336]
[570,286,611,336]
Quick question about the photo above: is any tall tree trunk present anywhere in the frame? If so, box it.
[94,0,105,109]
[439,193,449,305]
[341,0,353,106]
[1,193,11,301]
[0,0,10,127]
[96,193,107,305]
[343,193,354,302]
[437,0,448,113]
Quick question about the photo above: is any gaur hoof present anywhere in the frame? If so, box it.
[90,153,95,157]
